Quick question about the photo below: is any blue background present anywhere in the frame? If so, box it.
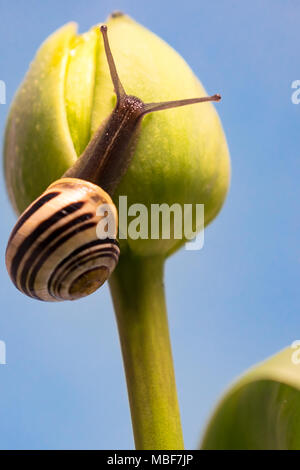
[0,0,299,449]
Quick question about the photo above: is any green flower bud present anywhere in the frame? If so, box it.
[4,13,230,257]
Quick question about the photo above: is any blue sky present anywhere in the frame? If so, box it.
[0,0,299,449]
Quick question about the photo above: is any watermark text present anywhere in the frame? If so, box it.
[291,80,300,104]
[96,196,204,251]
[0,80,6,104]
[0,340,6,365]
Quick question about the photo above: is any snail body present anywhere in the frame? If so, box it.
[6,25,220,302]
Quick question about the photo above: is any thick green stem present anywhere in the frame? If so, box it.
[109,253,184,450]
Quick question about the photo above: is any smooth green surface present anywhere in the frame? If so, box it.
[4,22,78,213]
[109,253,184,450]
[65,29,98,156]
[4,13,230,257]
[201,347,300,450]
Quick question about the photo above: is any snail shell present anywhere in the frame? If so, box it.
[5,178,119,301]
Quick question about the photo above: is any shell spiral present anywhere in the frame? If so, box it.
[5,178,120,301]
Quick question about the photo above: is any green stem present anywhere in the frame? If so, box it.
[109,253,184,450]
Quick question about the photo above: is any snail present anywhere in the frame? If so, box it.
[5,25,221,302]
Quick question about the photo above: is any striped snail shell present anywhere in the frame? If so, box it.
[5,178,119,301]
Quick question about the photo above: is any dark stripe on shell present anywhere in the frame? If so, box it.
[47,239,120,296]
[19,213,93,296]
[7,191,60,246]
[53,246,119,287]
[10,201,84,286]
[51,250,119,297]
[27,222,98,300]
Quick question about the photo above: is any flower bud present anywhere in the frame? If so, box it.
[4,13,230,257]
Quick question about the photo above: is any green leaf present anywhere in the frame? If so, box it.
[201,346,300,450]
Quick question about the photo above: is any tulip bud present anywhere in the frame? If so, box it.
[4,13,230,257]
